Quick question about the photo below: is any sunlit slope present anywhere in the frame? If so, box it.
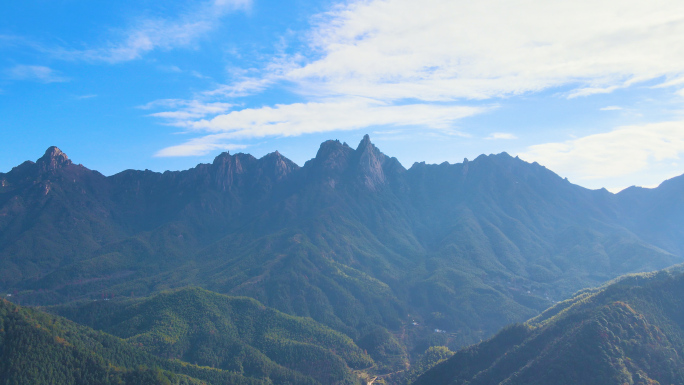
[0,297,272,385]
[50,287,371,385]
[414,266,684,385]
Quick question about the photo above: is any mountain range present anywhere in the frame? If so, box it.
[2,136,684,378]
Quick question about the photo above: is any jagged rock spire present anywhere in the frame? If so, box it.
[355,135,387,190]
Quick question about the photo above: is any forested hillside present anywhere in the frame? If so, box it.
[49,287,370,384]
[414,265,684,385]
[0,297,281,385]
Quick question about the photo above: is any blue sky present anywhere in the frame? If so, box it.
[3,0,684,191]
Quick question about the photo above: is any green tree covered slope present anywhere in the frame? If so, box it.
[0,297,278,385]
[414,265,684,385]
[49,287,371,384]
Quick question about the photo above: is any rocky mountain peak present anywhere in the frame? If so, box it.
[309,140,354,174]
[209,151,258,191]
[37,146,72,172]
[259,151,299,181]
[354,135,387,190]
[357,134,372,150]
[212,151,232,165]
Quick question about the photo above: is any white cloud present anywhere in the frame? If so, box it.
[600,106,623,111]
[153,98,484,155]
[185,98,484,138]
[6,65,70,83]
[285,0,684,101]
[518,121,684,184]
[155,134,248,157]
[152,0,684,157]
[139,99,233,121]
[204,77,274,98]
[55,0,250,63]
[485,133,517,140]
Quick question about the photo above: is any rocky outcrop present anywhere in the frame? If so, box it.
[37,146,72,173]
[354,134,387,191]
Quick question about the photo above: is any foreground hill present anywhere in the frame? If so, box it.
[414,265,684,385]
[1,137,683,369]
[49,287,370,384]
[0,297,275,385]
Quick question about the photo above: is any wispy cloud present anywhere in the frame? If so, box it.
[154,98,483,157]
[155,134,247,157]
[154,98,483,154]
[600,106,623,111]
[52,0,250,63]
[204,77,275,98]
[138,99,233,122]
[152,0,684,157]
[190,70,210,79]
[485,133,517,140]
[157,65,183,73]
[518,121,684,186]
[287,0,684,101]
[6,65,70,83]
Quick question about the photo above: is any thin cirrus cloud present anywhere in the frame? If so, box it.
[518,120,684,189]
[6,65,70,83]
[153,99,483,157]
[153,0,684,162]
[485,133,517,140]
[53,0,251,63]
[139,99,233,121]
[155,134,248,157]
[183,99,485,139]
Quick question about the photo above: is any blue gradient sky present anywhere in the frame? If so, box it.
[3,0,684,192]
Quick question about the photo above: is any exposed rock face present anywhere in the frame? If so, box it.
[211,152,256,192]
[309,140,354,174]
[303,135,400,191]
[355,134,387,191]
[37,146,72,173]
[258,151,299,182]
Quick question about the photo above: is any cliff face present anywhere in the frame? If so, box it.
[354,134,387,190]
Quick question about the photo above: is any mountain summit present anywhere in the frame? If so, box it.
[37,146,72,172]
[354,134,388,190]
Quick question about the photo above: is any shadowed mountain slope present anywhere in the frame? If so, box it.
[413,265,684,385]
